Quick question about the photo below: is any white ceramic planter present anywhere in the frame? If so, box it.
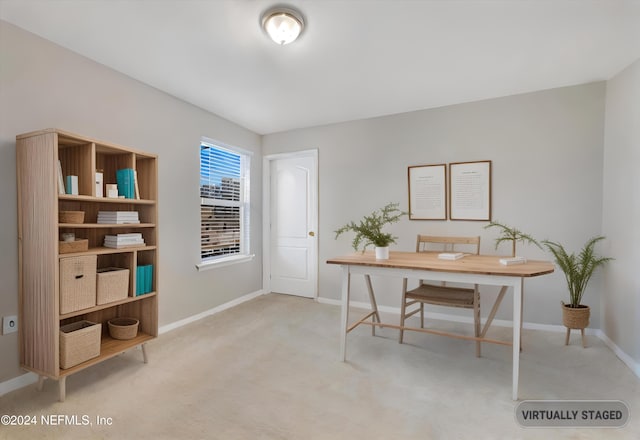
[375,246,390,260]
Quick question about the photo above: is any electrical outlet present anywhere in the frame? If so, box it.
[2,315,17,335]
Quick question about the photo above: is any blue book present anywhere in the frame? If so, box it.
[116,168,135,199]
[136,266,145,296]
[129,169,135,199]
[143,265,149,294]
[146,265,153,293]
[136,265,153,295]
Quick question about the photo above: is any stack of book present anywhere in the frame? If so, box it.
[97,211,140,224]
[103,233,145,249]
[116,168,140,199]
[136,265,154,296]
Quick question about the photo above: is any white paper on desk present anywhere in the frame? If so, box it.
[438,252,465,260]
[499,257,527,265]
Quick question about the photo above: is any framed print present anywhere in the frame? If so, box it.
[449,160,492,221]
[408,164,447,220]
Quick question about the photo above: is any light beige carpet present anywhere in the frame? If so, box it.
[0,293,638,439]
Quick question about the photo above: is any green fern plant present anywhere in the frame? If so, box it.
[542,236,612,307]
[335,203,406,252]
[484,221,541,257]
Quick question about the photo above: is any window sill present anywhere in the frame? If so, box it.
[196,254,255,271]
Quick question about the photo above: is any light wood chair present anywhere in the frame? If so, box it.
[399,235,483,357]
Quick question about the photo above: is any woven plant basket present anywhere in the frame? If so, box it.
[108,318,139,340]
[562,303,590,329]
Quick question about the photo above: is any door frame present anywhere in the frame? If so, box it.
[263,149,319,298]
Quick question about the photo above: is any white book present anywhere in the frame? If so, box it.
[57,160,65,195]
[98,212,139,219]
[134,170,141,200]
[98,210,138,215]
[104,236,144,243]
[104,236,143,240]
[104,242,145,249]
[104,238,144,244]
[105,233,143,238]
[438,252,465,260]
[104,238,144,243]
[104,216,139,220]
[115,233,143,238]
[97,219,140,224]
[95,171,103,198]
[499,257,527,265]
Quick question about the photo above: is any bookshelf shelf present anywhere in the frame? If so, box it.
[59,223,156,228]
[57,245,157,258]
[59,292,157,320]
[17,128,158,402]
[58,194,156,205]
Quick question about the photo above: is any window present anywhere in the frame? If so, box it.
[199,139,251,267]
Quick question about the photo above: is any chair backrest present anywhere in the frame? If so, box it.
[416,235,481,288]
[415,235,481,255]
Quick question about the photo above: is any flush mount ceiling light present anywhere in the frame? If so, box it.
[261,6,305,45]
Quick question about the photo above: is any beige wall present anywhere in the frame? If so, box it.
[602,58,640,368]
[263,83,607,328]
[0,21,263,382]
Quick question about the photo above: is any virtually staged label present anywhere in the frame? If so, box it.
[515,400,629,428]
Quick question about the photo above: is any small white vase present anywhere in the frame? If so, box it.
[375,246,390,260]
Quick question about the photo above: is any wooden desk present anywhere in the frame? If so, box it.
[327,251,554,400]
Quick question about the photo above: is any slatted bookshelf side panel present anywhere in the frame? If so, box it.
[17,133,59,376]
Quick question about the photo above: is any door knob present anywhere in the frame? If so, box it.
[308,231,315,237]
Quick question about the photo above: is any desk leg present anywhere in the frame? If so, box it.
[339,266,351,362]
[512,278,523,400]
[364,274,381,336]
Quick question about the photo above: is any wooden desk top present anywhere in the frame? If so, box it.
[327,251,554,278]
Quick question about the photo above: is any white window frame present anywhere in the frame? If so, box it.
[197,137,253,271]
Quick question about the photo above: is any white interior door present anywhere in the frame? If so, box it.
[269,154,317,297]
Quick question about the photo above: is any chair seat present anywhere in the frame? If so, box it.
[405,283,476,308]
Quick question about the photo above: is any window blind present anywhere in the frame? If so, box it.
[200,143,249,261]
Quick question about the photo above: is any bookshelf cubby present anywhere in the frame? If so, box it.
[16,128,159,401]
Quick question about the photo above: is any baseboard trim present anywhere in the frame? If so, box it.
[0,289,268,397]
[596,329,640,378]
[0,372,38,397]
[159,289,267,334]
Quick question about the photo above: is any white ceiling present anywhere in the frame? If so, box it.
[1,0,639,135]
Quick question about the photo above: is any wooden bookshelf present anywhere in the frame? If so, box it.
[16,128,159,402]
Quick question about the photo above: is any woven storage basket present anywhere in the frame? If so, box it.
[59,211,85,224]
[59,238,89,254]
[562,304,590,329]
[96,267,130,305]
[59,320,101,369]
[108,318,139,340]
[59,255,97,314]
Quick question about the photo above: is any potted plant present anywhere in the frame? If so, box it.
[484,220,541,257]
[542,236,612,347]
[334,202,406,259]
